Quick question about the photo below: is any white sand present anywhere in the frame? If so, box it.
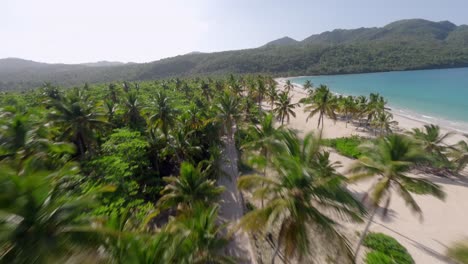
[275,78,468,264]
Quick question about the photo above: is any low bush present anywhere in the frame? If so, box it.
[365,251,392,264]
[322,136,366,158]
[364,232,414,264]
[447,240,468,264]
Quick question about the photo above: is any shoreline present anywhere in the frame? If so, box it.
[278,77,468,141]
[274,77,468,264]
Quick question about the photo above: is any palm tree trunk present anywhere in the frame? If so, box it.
[354,206,378,262]
[317,112,322,128]
[261,150,268,209]
[271,235,282,264]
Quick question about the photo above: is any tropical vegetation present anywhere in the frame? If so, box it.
[0,73,465,264]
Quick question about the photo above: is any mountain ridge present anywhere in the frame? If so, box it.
[1,18,468,90]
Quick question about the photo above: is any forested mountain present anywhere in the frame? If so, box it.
[1,19,468,90]
[262,36,299,47]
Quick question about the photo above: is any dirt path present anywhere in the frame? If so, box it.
[217,135,257,264]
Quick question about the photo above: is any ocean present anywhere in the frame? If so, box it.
[290,67,468,133]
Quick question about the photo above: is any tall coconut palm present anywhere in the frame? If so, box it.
[169,128,202,164]
[284,80,294,93]
[146,127,166,173]
[337,96,357,127]
[349,134,445,261]
[408,124,453,155]
[48,91,108,157]
[100,208,179,264]
[303,85,337,130]
[448,137,468,173]
[273,91,297,125]
[167,204,235,264]
[371,111,398,136]
[157,162,224,213]
[200,81,212,102]
[0,162,99,263]
[355,95,369,128]
[41,82,62,102]
[366,93,387,124]
[255,77,267,107]
[107,83,119,103]
[124,91,145,130]
[104,99,118,123]
[148,92,179,138]
[266,80,278,109]
[242,113,285,207]
[303,80,313,92]
[0,109,73,169]
[213,91,242,141]
[238,131,364,263]
[243,113,284,168]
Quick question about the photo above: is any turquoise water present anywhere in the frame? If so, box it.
[290,68,468,133]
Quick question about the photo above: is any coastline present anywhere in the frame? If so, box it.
[281,77,468,142]
[274,77,468,264]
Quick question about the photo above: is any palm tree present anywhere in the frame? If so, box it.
[273,91,297,125]
[101,209,179,264]
[355,95,369,128]
[266,80,278,109]
[238,131,364,263]
[41,82,62,102]
[200,81,212,102]
[242,114,285,207]
[169,128,202,164]
[337,96,357,127]
[408,124,452,155]
[303,85,337,129]
[303,80,313,92]
[370,111,398,136]
[146,127,166,173]
[0,109,73,170]
[104,99,118,123]
[366,93,387,124]
[124,91,145,130]
[157,162,224,213]
[0,162,99,263]
[167,204,235,264]
[148,92,179,138]
[408,124,455,172]
[448,137,468,173]
[213,91,242,141]
[243,113,284,168]
[284,80,294,93]
[48,91,108,157]
[255,77,267,107]
[349,134,445,261]
[107,83,119,103]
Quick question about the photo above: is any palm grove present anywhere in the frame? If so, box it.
[0,75,467,263]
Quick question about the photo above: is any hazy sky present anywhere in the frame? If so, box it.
[2,0,468,64]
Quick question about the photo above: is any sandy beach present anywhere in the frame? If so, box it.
[275,78,468,264]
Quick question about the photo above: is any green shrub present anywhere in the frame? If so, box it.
[364,233,414,264]
[447,240,468,264]
[365,251,392,264]
[322,136,366,158]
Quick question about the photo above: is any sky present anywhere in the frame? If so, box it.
[2,0,468,64]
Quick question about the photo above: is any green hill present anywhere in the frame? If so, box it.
[1,19,468,90]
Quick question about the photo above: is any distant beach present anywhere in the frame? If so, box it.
[290,67,468,134]
[275,77,468,263]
